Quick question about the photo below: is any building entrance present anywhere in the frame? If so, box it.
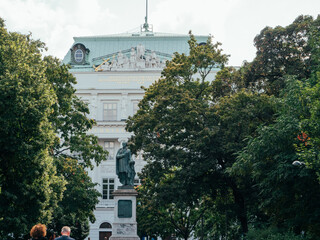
[99,222,112,240]
[99,231,111,240]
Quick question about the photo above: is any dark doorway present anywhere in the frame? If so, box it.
[99,231,111,240]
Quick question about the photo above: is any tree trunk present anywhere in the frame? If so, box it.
[230,181,248,234]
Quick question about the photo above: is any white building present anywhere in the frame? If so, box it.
[62,23,219,240]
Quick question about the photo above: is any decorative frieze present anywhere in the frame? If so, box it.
[93,44,169,72]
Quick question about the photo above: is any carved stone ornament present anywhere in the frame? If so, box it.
[93,45,170,72]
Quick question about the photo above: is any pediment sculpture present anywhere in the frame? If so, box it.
[93,44,170,72]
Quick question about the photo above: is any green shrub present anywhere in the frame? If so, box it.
[246,227,308,240]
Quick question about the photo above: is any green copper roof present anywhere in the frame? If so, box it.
[62,32,209,72]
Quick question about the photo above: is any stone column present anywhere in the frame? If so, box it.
[90,93,98,120]
[110,188,140,240]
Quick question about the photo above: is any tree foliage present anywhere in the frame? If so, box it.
[136,170,209,240]
[235,78,320,237]
[48,157,100,240]
[0,18,107,239]
[127,33,276,238]
[294,22,320,180]
[232,15,320,239]
[130,15,320,239]
[0,18,65,239]
[128,33,228,238]
[44,56,106,169]
[239,15,320,96]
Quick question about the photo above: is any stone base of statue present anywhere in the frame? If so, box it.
[109,186,140,240]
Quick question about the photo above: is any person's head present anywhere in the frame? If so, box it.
[30,224,47,239]
[122,142,127,148]
[61,226,71,236]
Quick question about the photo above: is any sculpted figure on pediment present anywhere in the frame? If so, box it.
[136,44,146,69]
[137,44,145,60]
[129,47,136,68]
[110,55,118,69]
[117,51,129,69]
[145,54,151,68]
[150,51,159,68]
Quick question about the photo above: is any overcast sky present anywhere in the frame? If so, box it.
[0,0,319,66]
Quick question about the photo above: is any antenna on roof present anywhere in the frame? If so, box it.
[141,0,153,32]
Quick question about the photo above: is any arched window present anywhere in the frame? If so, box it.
[99,222,112,229]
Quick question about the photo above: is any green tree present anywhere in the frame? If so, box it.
[297,73,320,179]
[0,19,107,239]
[239,15,320,96]
[137,187,174,240]
[235,78,320,238]
[44,55,107,240]
[47,157,100,240]
[44,56,106,169]
[214,91,275,236]
[127,33,276,238]
[128,33,228,239]
[136,168,208,240]
[0,18,65,239]
[294,20,320,180]
[229,15,320,238]
[43,54,107,240]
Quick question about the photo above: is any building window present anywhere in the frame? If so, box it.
[133,102,139,115]
[71,43,89,65]
[102,178,114,199]
[75,49,84,63]
[134,151,143,161]
[99,222,112,229]
[104,141,115,160]
[103,103,117,121]
[134,178,141,187]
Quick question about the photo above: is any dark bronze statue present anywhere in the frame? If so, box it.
[116,142,136,186]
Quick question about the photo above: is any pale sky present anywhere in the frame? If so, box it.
[0,0,319,66]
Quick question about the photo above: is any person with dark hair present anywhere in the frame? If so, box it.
[30,224,47,240]
[47,229,57,240]
[54,226,74,240]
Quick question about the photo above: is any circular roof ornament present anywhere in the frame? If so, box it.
[74,49,84,63]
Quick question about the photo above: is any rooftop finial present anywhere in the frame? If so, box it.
[141,0,153,32]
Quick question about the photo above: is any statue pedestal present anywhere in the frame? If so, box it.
[110,187,140,240]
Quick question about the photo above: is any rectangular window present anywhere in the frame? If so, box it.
[134,178,141,187]
[102,178,114,199]
[103,103,117,121]
[104,141,115,160]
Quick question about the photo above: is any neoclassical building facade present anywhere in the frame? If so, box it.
[62,29,219,240]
